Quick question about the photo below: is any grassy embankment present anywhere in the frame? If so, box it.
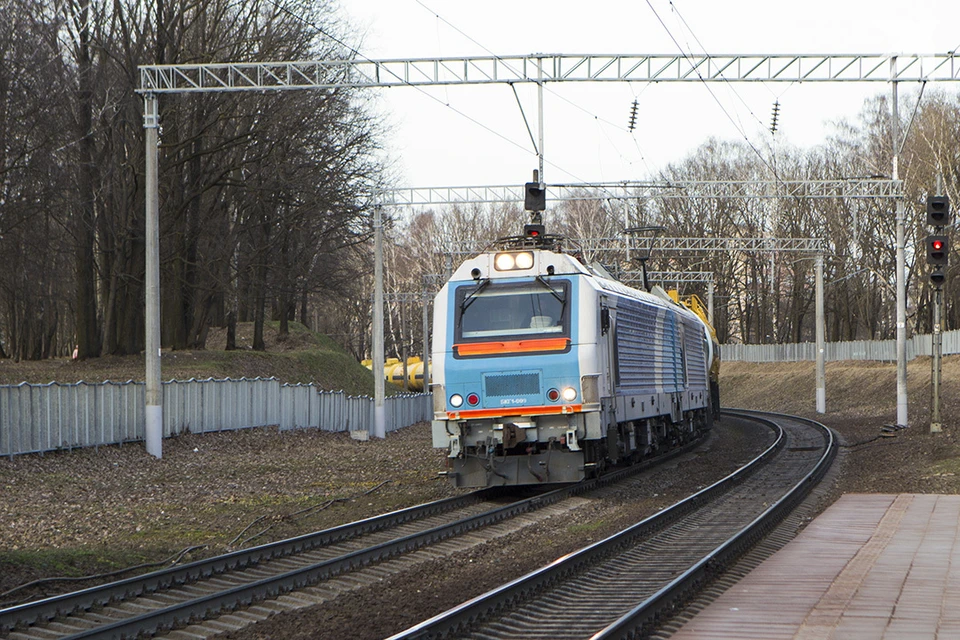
[0,321,380,395]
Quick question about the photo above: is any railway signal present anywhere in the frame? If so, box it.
[524,181,546,212]
[927,194,951,227]
[925,194,950,286]
[925,235,949,266]
[524,223,545,238]
[925,193,949,433]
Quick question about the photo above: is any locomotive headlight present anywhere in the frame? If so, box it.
[514,252,534,269]
[495,253,516,271]
[562,387,578,402]
[494,251,534,271]
[450,394,464,408]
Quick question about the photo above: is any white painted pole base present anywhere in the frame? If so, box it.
[374,404,386,439]
[146,405,163,458]
[816,388,826,414]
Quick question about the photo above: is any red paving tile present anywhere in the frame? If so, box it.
[670,494,960,639]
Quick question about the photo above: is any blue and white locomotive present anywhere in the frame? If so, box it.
[431,231,719,488]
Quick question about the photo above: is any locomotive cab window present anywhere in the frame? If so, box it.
[455,280,569,341]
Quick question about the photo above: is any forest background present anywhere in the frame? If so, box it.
[1,0,958,367]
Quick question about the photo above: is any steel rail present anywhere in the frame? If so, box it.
[3,436,703,639]
[387,412,788,640]
[591,410,837,639]
[0,490,491,632]
[57,440,699,640]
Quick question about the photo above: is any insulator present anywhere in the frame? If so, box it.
[770,100,780,135]
[628,99,639,132]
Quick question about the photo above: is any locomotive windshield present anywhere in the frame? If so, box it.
[456,280,568,340]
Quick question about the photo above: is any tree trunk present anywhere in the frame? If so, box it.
[74,2,101,359]
[253,293,266,351]
[278,295,289,341]
[299,288,309,328]
[225,311,237,350]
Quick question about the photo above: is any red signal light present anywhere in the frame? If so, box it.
[927,234,949,266]
[523,224,545,238]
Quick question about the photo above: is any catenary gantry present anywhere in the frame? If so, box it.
[137,51,957,453]
[386,179,903,206]
[139,53,960,92]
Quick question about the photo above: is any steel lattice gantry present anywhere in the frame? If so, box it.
[139,53,960,92]
[385,179,903,206]
[581,236,825,253]
[138,52,960,453]
[443,236,825,255]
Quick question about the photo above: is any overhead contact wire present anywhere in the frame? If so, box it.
[645,0,802,204]
[412,0,657,191]
[264,0,534,158]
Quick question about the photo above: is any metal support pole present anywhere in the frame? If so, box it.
[144,94,163,458]
[444,254,453,281]
[895,197,908,426]
[815,252,826,414]
[931,286,943,432]
[537,56,545,188]
[401,303,408,392]
[625,202,632,264]
[707,280,715,327]
[891,63,908,427]
[373,204,386,438]
[422,285,430,395]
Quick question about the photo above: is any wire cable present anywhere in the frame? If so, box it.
[898,80,927,157]
[668,1,770,134]
[411,0,656,185]
[264,0,537,159]
[645,0,800,201]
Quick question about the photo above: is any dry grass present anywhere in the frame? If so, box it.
[0,424,456,603]
[0,322,378,396]
[722,355,960,423]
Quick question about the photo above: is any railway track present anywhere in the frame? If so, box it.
[389,410,836,640]
[0,434,704,640]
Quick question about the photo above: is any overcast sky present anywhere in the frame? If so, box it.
[343,0,960,188]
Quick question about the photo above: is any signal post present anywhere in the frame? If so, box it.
[926,194,950,433]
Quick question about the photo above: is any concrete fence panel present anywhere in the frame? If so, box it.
[0,376,431,458]
[721,329,960,363]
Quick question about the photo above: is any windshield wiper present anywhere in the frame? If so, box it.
[460,279,490,312]
[535,276,565,304]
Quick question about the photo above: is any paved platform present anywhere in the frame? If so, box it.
[671,494,960,639]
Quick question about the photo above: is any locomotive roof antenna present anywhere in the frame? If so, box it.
[623,225,664,292]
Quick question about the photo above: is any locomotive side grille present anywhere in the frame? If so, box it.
[484,373,540,397]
